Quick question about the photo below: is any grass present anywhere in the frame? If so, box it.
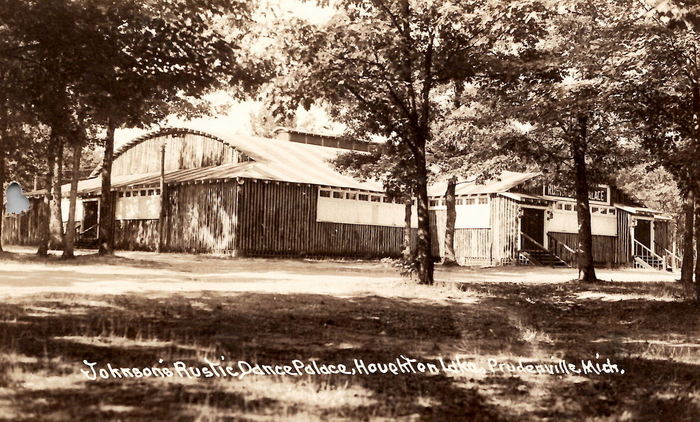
[0,248,698,421]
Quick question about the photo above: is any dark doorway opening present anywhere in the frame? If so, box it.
[81,200,99,240]
[521,208,545,250]
[636,219,652,249]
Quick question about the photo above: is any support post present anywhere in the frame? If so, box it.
[157,143,166,252]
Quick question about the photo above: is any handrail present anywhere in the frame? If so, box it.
[633,238,657,257]
[632,238,666,270]
[547,233,577,255]
[654,240,682,262]
[520,232,547,251]
[79,224,97,236]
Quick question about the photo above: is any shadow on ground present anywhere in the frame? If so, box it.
[0,261,697,420]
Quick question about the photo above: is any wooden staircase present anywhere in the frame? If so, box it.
[520,249,569,267]
[519,232,570,268]
[633,239,675,271]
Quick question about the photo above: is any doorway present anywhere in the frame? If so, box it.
[81,200,99,239]
[521,207,545,250]
[635,219,652,249]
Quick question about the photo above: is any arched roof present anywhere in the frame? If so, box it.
[81,126,384,193]
[89,127,242,178]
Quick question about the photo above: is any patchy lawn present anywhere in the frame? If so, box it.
[0,247,697,421]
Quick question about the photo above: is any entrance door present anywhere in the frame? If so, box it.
[82,200,99,239]
[521,208,545,250]
[636,219,652,249]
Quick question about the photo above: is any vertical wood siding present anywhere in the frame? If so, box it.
[1,198,46,246]
[490,194,520,265]
[114,220,159,251]
[548,232,621,266]
[430,209,492,265]
[111,133,238,176]
[616,209,631,264]
[164,180,238,253]
[653,220,671,256]
[236,180,405,258]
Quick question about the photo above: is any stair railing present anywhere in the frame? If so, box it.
[520,232,547,251]
[547,234,577,266]
[79,223,98,237]
[520,232,569,267]
[633,239,664,270]
[654,240,682,271]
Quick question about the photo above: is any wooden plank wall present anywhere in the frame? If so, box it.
[1,198,46,246]
[490,194,520,265]
[236,180,405,258]
[616,209,631,265]
[430,209,492,264]
[114,220,159,251]
[165,180,238,253]
[111,133,238,176]
[653,220,671,256]
[548,232,621,266]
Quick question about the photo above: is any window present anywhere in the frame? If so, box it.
[140,190,147,196]
[320,190,331,197]
[465,198,476,205]
[592,207,599,213]
[429,199,439,207]
[371,195,381,202]
[556,203,563,210]
[600,208,607,215]
[382,196,392,203]
[346,192,357,200]
[155,189,161,195]
[118,192,125,198]
[564,204,572,211]
[147,189,154,195]
[359,194,369,201]
[125,191,132,197]
[609,209,616,215]
[478,197,488,205]
[456,198,464,205]
[332,191,343,199]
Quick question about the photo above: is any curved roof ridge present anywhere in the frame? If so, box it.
[89,127,243,178]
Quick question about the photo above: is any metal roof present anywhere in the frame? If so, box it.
[428,171,541,197]
[28,127,387,197]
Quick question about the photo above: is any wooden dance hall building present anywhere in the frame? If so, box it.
[2,127,676,270]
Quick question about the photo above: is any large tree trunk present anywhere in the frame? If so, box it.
[572,116,597,282]
[681,188,695,284]
[0,133,4,253]
[402,198,412,260]
[443,177,458,266]
[98,122,116,255]
[414,145,434,285]
[0,116,5,253]
[37,130,58,256]
[694,193,700,301]
[49,135,64,249]
[62,138,83,259]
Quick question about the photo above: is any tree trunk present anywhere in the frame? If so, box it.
[98,122,116,255]
[694,193,700,300]
[402,198,412,260]
[443,177,458,266]
[62,138,83,259]
[414,147,434,285]
[49,135,64,249]
[681,189,695,284]
[0,121,5,253]
[37,130,57,256]
[572,116,597,282]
